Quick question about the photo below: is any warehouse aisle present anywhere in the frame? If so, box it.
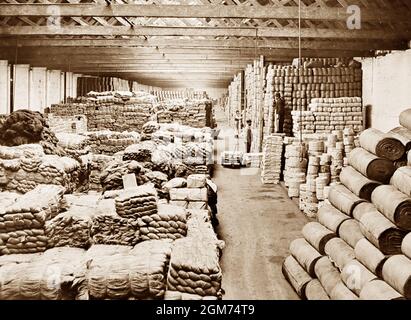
[213,107,308,300]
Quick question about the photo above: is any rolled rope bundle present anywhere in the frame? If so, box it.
[348,148,395,184]
[115,185,158,219]
[360,280,404,300]
[324,238,355,271]
[305,279,330,300]
[328,184,365,216]
[301,222,336,255]
[314,256,341,296]
[0,247,86,300]
[341,259,377,296]
[338,219,364,248]
[329,281,358,300]
[359,128,405,161]
[381,255,411,299]
[0,184,65,255]
[289,238,322,277]
[390,166,411,197]
[399,108,411,131]
[137,204,187,241]
[339,166,381,201]
[167,237,222,297]
[402,233,411,259]
[371,185,411,231]
[389,127,411,151]
[282,255,312,299]
[354,238,388,278]
[317,202,350,233]
[355,202,407,255]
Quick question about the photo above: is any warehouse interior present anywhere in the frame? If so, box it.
[0,1,411,301]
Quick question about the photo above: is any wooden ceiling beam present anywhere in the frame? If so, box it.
[0,38,406,51]
[1,26,409,40]
[0,4,409,23]
[0,47,373,59]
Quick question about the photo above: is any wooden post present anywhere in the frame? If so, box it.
[258,55,265,152]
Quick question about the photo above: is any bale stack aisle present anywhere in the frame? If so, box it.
[0,100,224,300]
[283,108,411,300]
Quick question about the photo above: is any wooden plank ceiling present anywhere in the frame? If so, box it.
[0,0,410,88]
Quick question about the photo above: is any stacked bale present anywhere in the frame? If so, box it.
[261,135,284,184]
[50,99,153,132]
[0,184,65,255]
[82,240,172,300]
[137,204,187,241]
[115,185,158,219]
[0,145,80,194]
[284,142,307,197]
[167,237,222,298]
[169,174,208,209]
[0,247,86,300]
[85,131,140,155]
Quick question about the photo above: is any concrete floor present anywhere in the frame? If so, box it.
[213,107,308,300]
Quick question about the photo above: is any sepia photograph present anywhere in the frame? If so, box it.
[0,0,410,308]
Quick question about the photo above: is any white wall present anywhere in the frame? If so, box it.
[46,70,63,107]
[29,67,47,112]
[13,64,30,110]
[362,50,411,132]
[0,60,10,114]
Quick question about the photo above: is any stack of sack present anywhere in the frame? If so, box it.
[261,135,283,184]
[284,142,307,197]
[45,193,140,247]
[167,237,223,298]
[55,133,90,158]
[81,240,172,300]
[50,101,153,133]
[291,111,315,135]
[100,160,150,191]
[84,131,140,155]
[123,141,157,162]
[310,97,363,133]
[0,247,86,300]
[0,184,65,255]
[169,174,208,209]
[291,98,363,137]
[45,194,100,248]
[156,100,209,128]
[80,153,115,191]
[138,204,187,241]
[283,118,411,300]
[0,144,80,194]
[115,184,158,219]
